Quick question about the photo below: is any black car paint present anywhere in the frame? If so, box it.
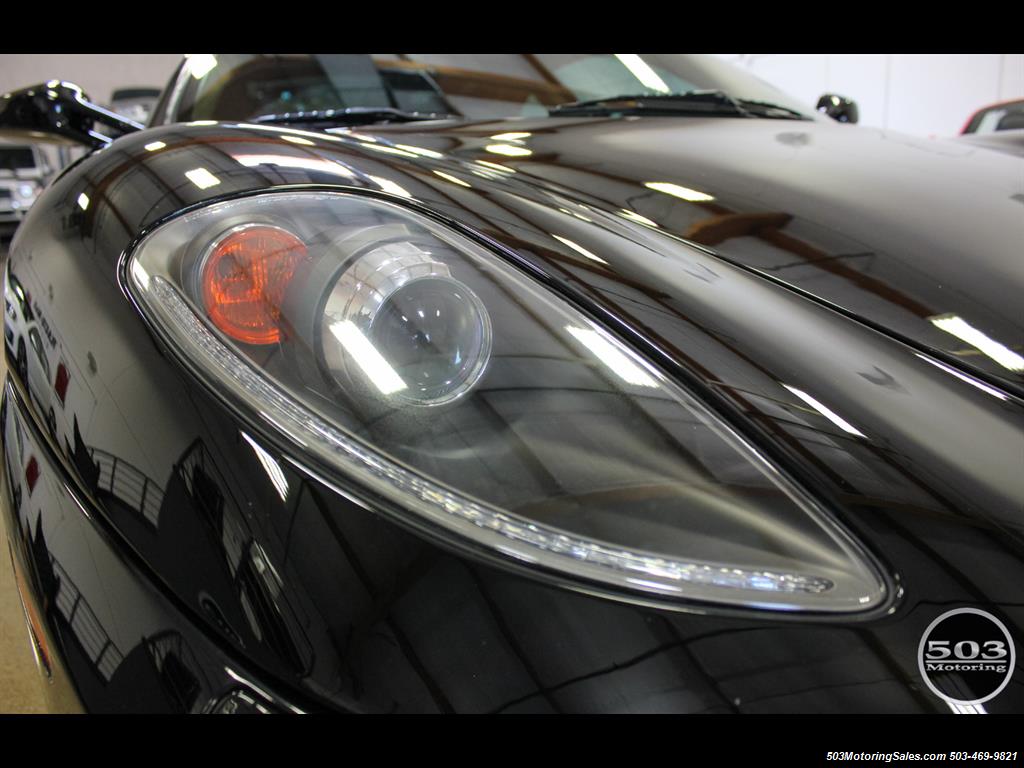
[2,114,1023,713]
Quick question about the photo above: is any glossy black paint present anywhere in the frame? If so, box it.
[2,114,1023,713]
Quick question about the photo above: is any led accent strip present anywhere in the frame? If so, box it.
[148,277,835,599]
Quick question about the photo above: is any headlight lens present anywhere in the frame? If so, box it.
[17,183,36,199]
[318,237,492,405]
[127,191,887,613]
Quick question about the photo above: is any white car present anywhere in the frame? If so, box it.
[0,141,50,231]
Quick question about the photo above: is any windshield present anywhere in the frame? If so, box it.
[162,54,816,124]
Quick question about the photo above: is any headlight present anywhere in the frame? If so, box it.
[17,183,36,199]
[126,191,887,613]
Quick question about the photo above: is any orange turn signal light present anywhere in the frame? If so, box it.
[201,225,307,345]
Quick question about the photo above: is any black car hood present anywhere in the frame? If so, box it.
[363,115,1024,391]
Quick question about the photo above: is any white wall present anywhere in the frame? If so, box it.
[714,54,1024,137]
[0,53,181,105]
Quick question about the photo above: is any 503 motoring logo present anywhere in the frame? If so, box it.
[918,608,1016,706]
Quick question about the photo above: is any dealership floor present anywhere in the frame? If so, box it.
[0,238,79,713]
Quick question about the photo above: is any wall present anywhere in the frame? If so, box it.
[713,54,1024,137]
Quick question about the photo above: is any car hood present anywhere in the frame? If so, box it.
[363,115,1024,392]
[9,113,1024,714]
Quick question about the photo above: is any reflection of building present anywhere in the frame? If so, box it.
[89,446,163,527]
[172,438,314,676]
[26,511,212,712]
[42,423,320,685]
[50,555,125,681]
[144,631,208,713]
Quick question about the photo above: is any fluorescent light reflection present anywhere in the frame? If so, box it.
[566,326,658,388]
[77,193,89,210]
[645,181,715,202]
[396,143,443,159]
[185,167,220,189]
[552,235,607,264]
[485,144,532,157]
[614,54,670,94]
[433,170,471,187]
[361,144,419,158]
[233,154,355,178]
[948,702,987,714]
[783,385,866,438]
[130,261,150,290]
[368,175,412,198]
[929,314,1024,372]
[476,160,515,173]
[490,132,531,141]
[185,54,217,79]
[328,320,407,395]
[241,432,290,502]
[238,123,343,142]
[915,353,1008,401]
[619,209,658,227]
[144,141,166,152]
[281,135,315,146]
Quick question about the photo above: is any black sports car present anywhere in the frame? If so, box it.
[0,54,1021,715]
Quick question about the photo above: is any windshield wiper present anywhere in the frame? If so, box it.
[735,99,808,120]
[548,90,749,117]
[251,107,448,126]
[549,90,807,120]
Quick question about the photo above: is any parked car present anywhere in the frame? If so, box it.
[0,54,1021,715]
[0,141,50,233]
[961,98,1024,134]
[108,87,161,126]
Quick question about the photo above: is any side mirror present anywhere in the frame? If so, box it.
[816,93,859,124]
[0,81,145,150]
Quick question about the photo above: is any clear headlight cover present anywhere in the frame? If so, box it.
[127,191,887,613]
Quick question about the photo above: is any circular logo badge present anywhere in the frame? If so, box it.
[918,608,1015,706]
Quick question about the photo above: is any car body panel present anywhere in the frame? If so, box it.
[360,116,1024,393]
[955,128,1024,159]
[1,377,309,713]
[2,117,1023,713]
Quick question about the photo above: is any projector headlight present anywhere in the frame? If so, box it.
[316,232,491,406]
[126,190,888,614]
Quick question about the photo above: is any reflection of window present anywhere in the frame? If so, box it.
[27,327,49,382]
[175,439,313,675]
[236,540,313,675]
[50,556,124,681]
[89,447,164,527]
[145,631,206,713]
